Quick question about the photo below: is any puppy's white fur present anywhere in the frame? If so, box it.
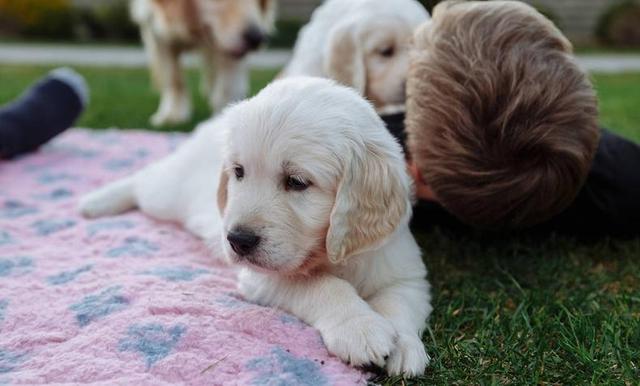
[131,0,276,126]
[281,0,429,111]
[79,78,432,376]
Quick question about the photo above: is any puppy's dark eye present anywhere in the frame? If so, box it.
[285,175,310,191]
[379,46,395,58]
[234,165,244,180]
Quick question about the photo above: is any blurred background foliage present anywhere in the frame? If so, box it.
[596,1,640,47]
[0,0,638,49]
[0,0,76,39]
[0,0,138,43]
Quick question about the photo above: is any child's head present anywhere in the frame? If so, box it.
[406,0,600,229]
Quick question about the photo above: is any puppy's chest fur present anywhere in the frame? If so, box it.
[330,227,425,299]
[330,247,401,299]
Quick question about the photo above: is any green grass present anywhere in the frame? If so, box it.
[1,65,639,385]
[574,45,640,55]
[594,73,640,141]
[0,66,278,133]
[376,234,640,385]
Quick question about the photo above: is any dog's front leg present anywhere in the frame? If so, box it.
[237,268,398,368]
[200,45,217,100]
[143,30,192,126]
[209,54,249,111]
[366,278,432,376]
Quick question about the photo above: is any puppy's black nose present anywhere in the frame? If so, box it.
[243,26,265,49]
[227,229,260,256]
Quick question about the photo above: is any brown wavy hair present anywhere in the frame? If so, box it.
[406,0,600,229]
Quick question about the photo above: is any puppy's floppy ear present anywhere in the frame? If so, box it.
[323,19,366,95]
[217,168,229,215]
[326,140,410,264]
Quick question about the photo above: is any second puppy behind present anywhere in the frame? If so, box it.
[282,0,430,112]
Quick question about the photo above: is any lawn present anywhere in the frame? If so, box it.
[1,65,639,385]
[0,66,279,133]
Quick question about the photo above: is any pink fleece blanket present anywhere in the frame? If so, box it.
[0,129,367,385]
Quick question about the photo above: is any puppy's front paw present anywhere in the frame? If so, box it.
[320,312,397,367]
[385,333,430,377]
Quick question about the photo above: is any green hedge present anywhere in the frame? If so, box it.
[597,1,640,47]
[0,0,74,39]
[74,2,138,42]
[0,0,138,42]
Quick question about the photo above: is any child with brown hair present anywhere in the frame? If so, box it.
[385,0,640,237]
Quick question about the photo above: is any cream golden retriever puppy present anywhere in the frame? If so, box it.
[79,77,432,376]
[131,0,276,126]
[282,0,429,112]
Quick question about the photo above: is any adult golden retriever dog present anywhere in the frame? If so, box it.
[79,77,432,376]
[131,0,276,126]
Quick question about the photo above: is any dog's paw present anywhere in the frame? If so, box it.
[78,178,135,219]
[78,193,102,218]
[385,333,430,377]
[150,110,190,127]
[78,191,121,219]
[320,312,397,367]
[150,96,192,126]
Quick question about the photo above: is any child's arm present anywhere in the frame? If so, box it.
[546,129,640,238]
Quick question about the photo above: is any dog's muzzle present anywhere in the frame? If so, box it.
[227,227,261,256]
[243,26,267,50]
